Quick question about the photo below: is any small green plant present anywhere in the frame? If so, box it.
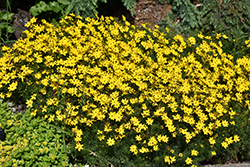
[0,100,73,166]
[0,0,17,57]
[0,10,14,43]
[29,0,69,24]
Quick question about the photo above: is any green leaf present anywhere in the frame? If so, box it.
[57,0,71,5]
[29,1,48,16]
[0,11,14,21]
[0,22,8,29]
[48,1,63,13]
[6,26,14,33]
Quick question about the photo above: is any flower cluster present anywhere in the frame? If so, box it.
[0,13,249,166]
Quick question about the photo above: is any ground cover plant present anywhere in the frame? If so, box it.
[0,100,72,166]
[0,13,250,166]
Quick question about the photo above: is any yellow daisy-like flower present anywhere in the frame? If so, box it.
[233,135,240,143]
[191,149,199,156]
[107,138,115,146]
[8,81,18,91]
[26,99,33,108]
[130,145,138,155]
[146,118,154,125]
[221,141,228,149]
[75,142,83,151]
[185,157,193,165]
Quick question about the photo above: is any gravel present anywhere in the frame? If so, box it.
[202,162,250,167]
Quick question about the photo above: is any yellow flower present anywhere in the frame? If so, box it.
[222,120,229,127]
[191,149,199,156]
[211,151,216,156]
[107,138,115,146]
[188,37,196,45]
[8,81,18,92]
[209,137,216,145]
[75,142,83,151]
[225,137,233,145]
[74,136,82,142]
[185,157,193,164]
[146,118,154,125]
[216,33,221,39]
[39,148,43,153]
[147,136,158,147]
[222,34,228,39]
[234,135,240,143]
[50,154,57,160]
[230,121,235,125]
[130,145,138,155]
[30,110,37,116]
[164,156,176,165]
[135,135,142,141]
[221,141,228,149]
[98,135,105,141]
[153,145,159,151]
[7,120,13,126]
[165,27,170,33]
[48,115,55,122]
[26,99,33,108]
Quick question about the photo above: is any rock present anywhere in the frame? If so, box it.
[6,101,14,107]
[12,8,33,39]
[133,0,172,29]
[0,98,29,116]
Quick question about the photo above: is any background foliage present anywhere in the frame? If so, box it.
[161,0,250,40]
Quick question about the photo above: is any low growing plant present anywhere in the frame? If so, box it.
[0,13,250,166]
[0,100,74,166]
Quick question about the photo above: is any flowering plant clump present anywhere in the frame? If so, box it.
[0,13,250,166]
[0,100,72,166]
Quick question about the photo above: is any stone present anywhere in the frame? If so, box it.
[133,0,172,29]
[12,8,33,39]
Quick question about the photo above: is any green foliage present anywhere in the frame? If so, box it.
[0,0,18,58]
[29,1,64,17]
[121,0,136,16]
[200,0,250,38]
[0,100,73,166]
[167,0,200,29]
[0,11,14,42]
[161,0,250,42]
[158,11,200,40]
[64,0,107,18]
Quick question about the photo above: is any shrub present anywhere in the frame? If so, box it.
[0,100,72,167]
[0,13,250,166]
[160,0,250,44]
